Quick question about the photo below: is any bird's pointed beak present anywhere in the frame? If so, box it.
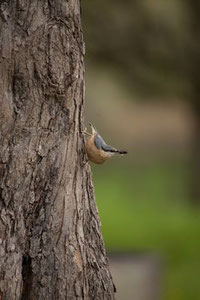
[89,122,97,134]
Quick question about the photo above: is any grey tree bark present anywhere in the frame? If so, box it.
[0,1,115,299]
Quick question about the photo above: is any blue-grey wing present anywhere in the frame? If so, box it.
[94,134,117,152]
[102,144,117,152]
[94,134,106,149]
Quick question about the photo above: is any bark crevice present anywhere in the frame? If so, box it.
[21,254,32,300]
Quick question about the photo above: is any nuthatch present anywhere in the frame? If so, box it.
[85,123,127,164]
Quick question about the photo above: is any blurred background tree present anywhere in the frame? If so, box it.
[83,0,200,203]
[82,1,200,299]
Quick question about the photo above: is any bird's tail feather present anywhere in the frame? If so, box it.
[117,150,127,154]
[108,149,127,154]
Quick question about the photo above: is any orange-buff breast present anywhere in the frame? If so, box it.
[86,136,108,164]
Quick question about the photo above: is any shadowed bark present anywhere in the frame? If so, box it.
[0,0,115,299]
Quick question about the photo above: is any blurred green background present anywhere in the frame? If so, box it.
[82,1,200,299]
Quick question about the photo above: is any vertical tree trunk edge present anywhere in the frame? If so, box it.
[0,1,115,299]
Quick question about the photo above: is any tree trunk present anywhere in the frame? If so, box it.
[0,1,115,299]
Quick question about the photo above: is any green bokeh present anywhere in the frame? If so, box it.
[92,159,200,300]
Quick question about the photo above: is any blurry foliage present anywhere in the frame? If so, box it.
[83,1,200,298]
[83,0,200,204]
[83,0,199,98]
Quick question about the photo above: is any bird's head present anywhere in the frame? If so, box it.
[89,122,98,135]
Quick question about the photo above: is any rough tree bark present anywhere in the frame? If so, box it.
[0,1,115,299]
